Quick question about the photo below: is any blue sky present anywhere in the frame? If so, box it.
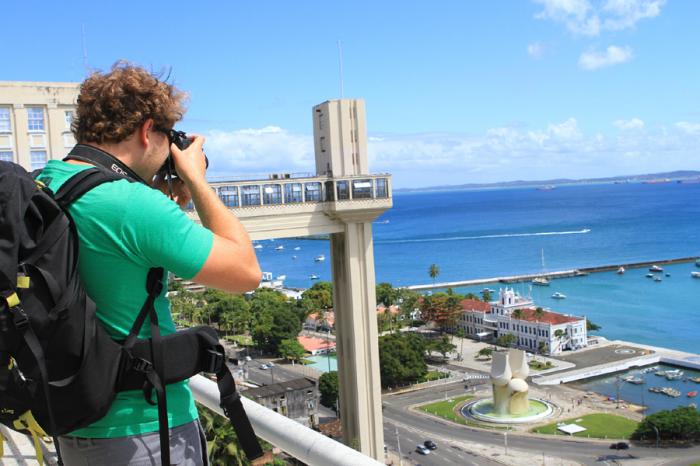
[4,0,699,187]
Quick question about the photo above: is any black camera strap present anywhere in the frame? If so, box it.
[64,144,148,185]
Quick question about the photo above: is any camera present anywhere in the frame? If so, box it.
[155,129,208,199]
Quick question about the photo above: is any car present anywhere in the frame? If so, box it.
[260,364,269,370]
[423,440,438,450]
[245,356,252,362]
[610,442,629,450]
[415,445,430,455]
[267,362,275,367]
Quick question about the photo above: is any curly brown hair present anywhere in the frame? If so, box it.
[72,61,187,144]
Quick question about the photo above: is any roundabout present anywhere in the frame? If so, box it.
[462,397,555,424]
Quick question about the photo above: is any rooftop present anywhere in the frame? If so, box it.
[298,335,336,352]
[244,377,316,399]
[460,298,492,313]
[511,307,583,325]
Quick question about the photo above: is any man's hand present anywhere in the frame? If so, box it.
[152,175,192,208]
[170,134,207,186]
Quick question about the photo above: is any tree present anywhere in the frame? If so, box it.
[397,288,420,323]
[378,333,427,388]
[428,335,456,361]
[251,292,302,354]
[419,293,462,333]
[428,264,440,284]
[278,338,306,362]
[496,333,517,348]
[534,307,545,320]
[512,308,524,320]
[476,347,493,359]
[198,404,247,466]
[319,371,340,411]
[538,341,548,357]
[455,328,466,359]
[376,282,399,307]
[586,319,602,332]
[481,290,492,302]
[301,281,333,312]
[632,407,700,442]
[211,294,251,335]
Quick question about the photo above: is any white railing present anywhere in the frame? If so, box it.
[189,375,384,466]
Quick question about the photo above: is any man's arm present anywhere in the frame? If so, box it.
[171,135,261,293]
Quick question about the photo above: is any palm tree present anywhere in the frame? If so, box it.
[512,308,524,320]
[534,307,545,320]
[429,264,440,285]
[455,327,466,361]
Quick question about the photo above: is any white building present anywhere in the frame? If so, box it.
[0,81,79,171]
[457,288,587,355]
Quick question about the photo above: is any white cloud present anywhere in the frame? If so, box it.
[201,120,700,188]
[613,118,645,130]
[676,121,700,135]
[578,45,632,70]
[527,42,546,58]
[534,0,665,36]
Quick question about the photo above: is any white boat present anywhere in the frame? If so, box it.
[309,274,320,280]
[617,266,625,274]
[254,244,263,249]
[292,255,298,260]
[623,375,644,385]
[293,247,301,251]
[691,271,700,278]
[532,249,550,286]
[276,275,286,281]
[649,265,663,273]
[551,292,566,299]
[275,245,284,251]
[653,276,662,282]
[646,273,654,278]
[314,255,325,262]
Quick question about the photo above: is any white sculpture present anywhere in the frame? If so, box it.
[489,349,530,415]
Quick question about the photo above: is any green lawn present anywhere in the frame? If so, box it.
[533,413,638,439]
[418,370,449,383]
[418,395,474,423]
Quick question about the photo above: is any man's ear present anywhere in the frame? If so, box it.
[139,119,155,148]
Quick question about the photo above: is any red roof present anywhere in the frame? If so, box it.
[307,311,335,327]
[460,299,492,313]
[297,336,336,352]
[511,307,582,325]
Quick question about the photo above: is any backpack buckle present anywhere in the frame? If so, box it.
[220,391,241,417]
[12,307,29,331]
[131,357,153,374]
[204,348,225,374]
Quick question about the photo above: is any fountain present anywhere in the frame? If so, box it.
[462,349,554,424]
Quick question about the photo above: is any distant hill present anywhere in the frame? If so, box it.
[394,170,700,193]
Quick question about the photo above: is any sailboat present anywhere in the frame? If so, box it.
[532,249,551,286]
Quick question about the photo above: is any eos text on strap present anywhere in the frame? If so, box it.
[64,144,148,184]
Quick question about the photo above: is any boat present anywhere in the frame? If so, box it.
[617,266,625,274]
[646,273,654,278]
[254,244,263,249]
[314,255,325,262]
[293,247,301,251]
[532,249,551,286]
[653,276,662,282]
[292,255,298,260]
[574,270,589,277]
[655,371,667,377]
[551,292,567,299]
[623,375,644,385]
[689,377,700,383]
[309,274,320,280]
[275,275,286,281]
[688,391,698,398]
[691,271,700,278]
[649,265,663,273]
[641,366,658,374]
[665,273,671,277]
[696,259,700,268]
[666,388,681,398]
[275,245,284,251]
[666,370,684,381]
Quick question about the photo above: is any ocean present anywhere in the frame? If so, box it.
[254,182,700,353]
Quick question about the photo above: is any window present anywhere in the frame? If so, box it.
[64,110,74,130]
[27,107,45,131]
[218,186,239,207]
[0,151,13,162]
[375,178,388,198]
[304,182,322,202]
[263,184,282,205]
[30,150,47,170]
[241,185,261,206]
[352,179,373,199]
[284,183,303,203]
[0,108,11,132]
[336,180,350,200]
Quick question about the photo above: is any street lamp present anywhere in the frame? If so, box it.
[649,422,660,450]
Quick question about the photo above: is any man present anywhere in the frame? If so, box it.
[37,62,261,465]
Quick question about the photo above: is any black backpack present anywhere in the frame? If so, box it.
[0,160,262,464]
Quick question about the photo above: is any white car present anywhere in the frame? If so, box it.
[415,445,430,455]
[267,362,275,367]
[260,364,269,370]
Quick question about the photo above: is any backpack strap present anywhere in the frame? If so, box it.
[53,167,122,209]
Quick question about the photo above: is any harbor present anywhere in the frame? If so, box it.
[405,256,700,291]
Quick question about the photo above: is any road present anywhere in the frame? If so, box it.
[382,381,700,466]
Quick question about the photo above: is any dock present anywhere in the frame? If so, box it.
[405,256,699,291]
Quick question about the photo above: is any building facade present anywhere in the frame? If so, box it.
[0,81,79,171]
[458,288,587,355]
[242,377,319,428]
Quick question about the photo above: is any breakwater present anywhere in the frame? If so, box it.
[405,256,699,291]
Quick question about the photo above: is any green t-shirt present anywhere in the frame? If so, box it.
[38,160,214,438]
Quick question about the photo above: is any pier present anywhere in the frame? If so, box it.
[405,256,699,291]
